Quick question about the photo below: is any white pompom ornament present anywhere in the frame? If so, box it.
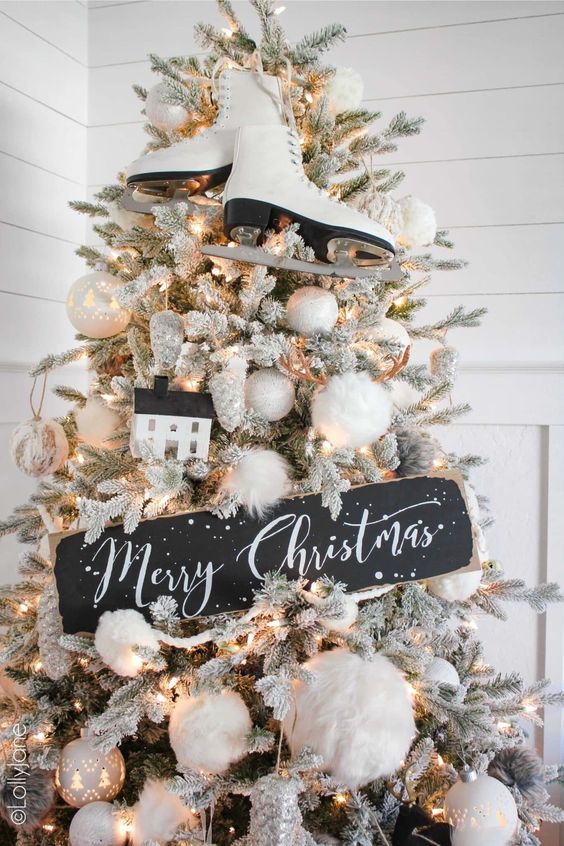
[365,317,411,357]
[220,448,292,517]
[95,609,161,677]
[169,690,252,774]
[132,780,193,846]
[311,371,392,448]
[145,82,190,131]
[245,368,296,421]
[11,418,68,477]
[75,397,121,447]
[69,801,127,846]
[444,769,518,846]
[284,649,415,789]
[66,265,131,339]
[426,568,482,602]
[286,287,338,336]
[389,379,421,410]
[325,67,364,116]
[424,657,460,687]
[397,196,437,248]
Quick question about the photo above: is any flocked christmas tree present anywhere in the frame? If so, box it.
[1,3,563,845]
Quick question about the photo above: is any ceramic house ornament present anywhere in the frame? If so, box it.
[130,376,214,461]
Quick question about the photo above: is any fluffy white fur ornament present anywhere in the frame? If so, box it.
[397,196,437,248]
[311,371,392,448]
[426,568,482,602]
[169,690,252,774]
[284,649,415,789]
[220,448,292,517]
[366,317,411,357]
[69,801,127,846]
[145,82,189,131]
[75,397,121,447]
[424,657,460,687]
[11,418,68,477]
[132,780,193,846]
[95,609,161,676]
[325,67,364,116]
[354,191,404,236]
[245,368,296,421]
[286,286,338,336]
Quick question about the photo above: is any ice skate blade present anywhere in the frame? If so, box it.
[326,237,394,268]
[201,244,402,280]
[124,165,231,213]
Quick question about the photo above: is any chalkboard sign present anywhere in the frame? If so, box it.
[52,473,478,634]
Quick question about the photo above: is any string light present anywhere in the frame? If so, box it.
[321,440,333,454]
[437,754,445,767]
[229,826,236,834]
[189,219,204,236]
[305,92,313,103]
[334,792,348,805]
[497,720,512,731]
[222,27,234,38]
[168,676,179,689]
[33,659,42,672]
[524,702,538,714]
[431,808,443,817]
[19,603,29,613]
[393,296,407,308]
[73,700,83,711]
[274,4,286,13]
[156,693,166,703]
[76,452,85,464]
[42,824,55,832]
[33,732,46,742]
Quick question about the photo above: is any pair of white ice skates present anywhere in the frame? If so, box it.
[124,68,396,279]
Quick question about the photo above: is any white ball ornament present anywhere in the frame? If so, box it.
[169,690,252,774]
[55,730,126,808]
[397,196,437,248]
[319,594,359,633]
[132,780,193,846]
[365,317,411,357]
[107,201,152,231]
[220,448,292,518]
[286,287,338,336]
[325,67,364,116]
[11,418,68,477]
[389,379,421,410]
[426,568,482,603]
[444,769,518,846]
[311,371,392,448]
[424,657,460,687]
[95,609,161,677]
[145,82,190,131]
[75,397,121,447]
[66,266,131,339]
[284,649,415,789]
[245,368,296,421]
[69,801,127,846]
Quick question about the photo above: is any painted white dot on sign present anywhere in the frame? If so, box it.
[375,571,383,580]
[383,514,388,520]
[438,523,444,529]
[394,573,399,578]
[225,525,230,530]
[85,566,91,572]
[188,519,194,525]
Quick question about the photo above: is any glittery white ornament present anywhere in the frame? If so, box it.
[430,345,459,382]
[366,317,411,356]
[426,568,482,602]
[69,801,127,846]
[245,368,296,421]
[424,657,460,687]
[444,769,518,846]
[325,67,364,116]
[37,580,72,680]
[397,196,437,248]
[10,418,68,477]
[311,371,392,448]
[286,287,338,336]
[55,730,126,808]
[66,268,131,339]
[247,773,309,846]
[75,397,121,447]
[210,355,247,432]
[169,690,251,774]
[284,649,415,789]
[145,82,189,131]
[150,310,185,371]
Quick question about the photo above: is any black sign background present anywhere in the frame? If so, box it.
[52,473,478,634]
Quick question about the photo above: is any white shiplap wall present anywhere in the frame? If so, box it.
[0,1,562,833]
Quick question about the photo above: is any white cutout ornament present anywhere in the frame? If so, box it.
[55,729,126,808]
[66,263,131,339]
[444,768,518,846]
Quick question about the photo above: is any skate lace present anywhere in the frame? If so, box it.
[286,129,346,205]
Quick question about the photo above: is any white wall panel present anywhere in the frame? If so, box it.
[0,222,83,301]
[0,1,87,64]
[0,294,78,365]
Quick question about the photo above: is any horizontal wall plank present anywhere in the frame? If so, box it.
[0,364,89,425]
[0,294,79,366]
[0,1,87,64]
[0,153,85,243]
[451,371,564,425]
[0,82,85,184]
[372,84,564,162]
[397,154,564,227]
[0,13,87,124]
[87,0,564,66]
[0,222,85,301]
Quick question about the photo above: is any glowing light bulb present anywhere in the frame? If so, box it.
[222,27,233,38]
[168,676,179,689]
[305,92,313,103]
[229,826,236,834]
[334,792,348,805]
[43,824,55,832]
[19,603,29,613]
[76,452,85,464]
[393,296,407,308]
[156,693,166,703]
[497,720,511,731]
[33,732,46,742]
[432,808,442,817]
[274,5,286,13]
[437,754,445,767]
[33,660,43,672]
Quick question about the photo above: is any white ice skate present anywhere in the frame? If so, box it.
[123,68,286,213]
[201,125,395,278]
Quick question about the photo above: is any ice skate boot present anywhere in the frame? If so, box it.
[123,68,286,213]
[201,125,395,278]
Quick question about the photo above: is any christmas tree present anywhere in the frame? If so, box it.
[0,2,562,845]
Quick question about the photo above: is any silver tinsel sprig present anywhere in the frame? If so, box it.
[37,580,72,680]
[150,309,185,371]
